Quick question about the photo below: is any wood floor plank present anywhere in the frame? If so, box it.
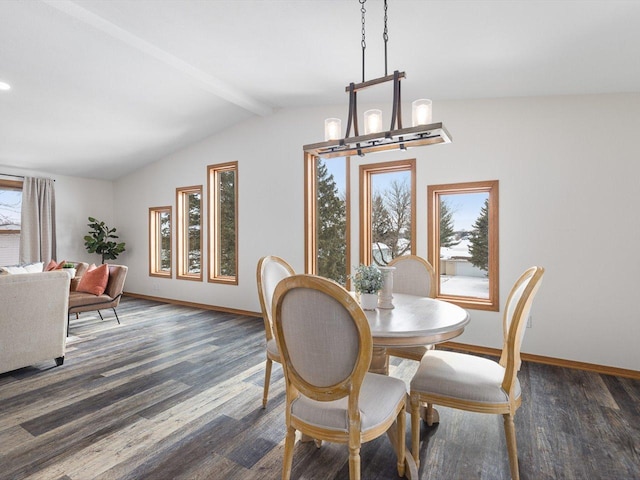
[0,296,638,480]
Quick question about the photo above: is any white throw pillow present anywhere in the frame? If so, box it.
[24,262,44,273]
[2,262,45,274]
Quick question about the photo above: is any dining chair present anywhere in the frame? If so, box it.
[256,255,295,408]
[386,255,437,362]
[272,274,407,480]
[409,266,545,480]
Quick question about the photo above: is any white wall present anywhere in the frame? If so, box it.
[113,93,640,371]
[0,165,114,264]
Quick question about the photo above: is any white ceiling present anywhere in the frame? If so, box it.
[1,0,639,180]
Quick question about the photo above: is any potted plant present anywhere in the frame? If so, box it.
[62,262,76,278]
[350,264,383,310]
[84,217,126,264]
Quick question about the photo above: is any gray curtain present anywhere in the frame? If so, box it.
[19,177,56,264]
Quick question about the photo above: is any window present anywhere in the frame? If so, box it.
[149,206,172,277]
[176,185,202,281]
[428,180,499,311]
[207,162,238,284]
[0,179,22,265]
[304,153,350,285]
[359,159,415,265]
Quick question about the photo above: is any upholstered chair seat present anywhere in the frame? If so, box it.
[410,350,521,405]
[273,274,407,480]
[291,372,406,433]
[409,266,545,480]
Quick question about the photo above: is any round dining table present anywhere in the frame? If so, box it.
[364,293,470,375]
[362,293,470,479]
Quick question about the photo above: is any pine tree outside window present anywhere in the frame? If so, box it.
[149,206,171,277]
[176,185,202,281]
[207,162,238,285]
[304,154,350,286]
[428,180,499,311]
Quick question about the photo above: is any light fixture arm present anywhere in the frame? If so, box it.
[344,71,405,140]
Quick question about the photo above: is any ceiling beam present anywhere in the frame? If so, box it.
[42,0,273,117]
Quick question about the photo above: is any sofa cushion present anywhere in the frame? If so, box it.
[76,263,109,295]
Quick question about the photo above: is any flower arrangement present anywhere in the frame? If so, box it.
[350,264,383,294]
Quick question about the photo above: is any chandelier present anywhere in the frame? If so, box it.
[303,0,452,158]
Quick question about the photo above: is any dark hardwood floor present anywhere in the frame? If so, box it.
[1,297,638,479]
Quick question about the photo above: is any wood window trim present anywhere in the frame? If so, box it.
[359,159,416,265]
[176,185,203,281]
[304,153,351,287]
[149,206,172,278]
[207,161,238,285]
[427,180,499,311]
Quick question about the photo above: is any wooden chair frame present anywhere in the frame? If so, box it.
[256,255,295,408]
[273,274,406,480]
[410,266,544,480]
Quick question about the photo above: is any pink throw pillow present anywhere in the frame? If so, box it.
[45,259,58,271]
[76,264,109,295]
[54,260,67,270]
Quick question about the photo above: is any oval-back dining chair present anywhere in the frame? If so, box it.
[409,266,545,479]
[272,274,407,480]
[386,255,437,361]
[256,255,295,408]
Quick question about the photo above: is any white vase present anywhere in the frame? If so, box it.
[377,266,395,309]
[360,293,378,311]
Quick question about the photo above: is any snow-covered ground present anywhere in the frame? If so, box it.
[440,275,489,298]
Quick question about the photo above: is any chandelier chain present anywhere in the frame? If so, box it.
[383,0,389,76]
[360,0,367,82]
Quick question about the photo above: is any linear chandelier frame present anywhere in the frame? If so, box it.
[303,0,452,158]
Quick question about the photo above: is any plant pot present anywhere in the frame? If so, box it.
[63,268,76,279]
[359,293,378,311]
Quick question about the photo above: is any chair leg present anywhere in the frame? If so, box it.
[348,445,361,480]
[425,403,437,426]
[410,393,421,469]
[282,426,296,480]
[396,405,406,477]
[112,307,121,324]
[98,310,104,320]
[503,413,520,480]
[262,358,273,408]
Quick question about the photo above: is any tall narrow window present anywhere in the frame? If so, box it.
[304,154,350,285]
[176,185,202,281]
[208,162,238,284]
[149,206,172,277]
[0,179,22,265]
[360,159,416,265]
[428,180,499,311]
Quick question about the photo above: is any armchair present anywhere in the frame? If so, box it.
[68,264,128,334]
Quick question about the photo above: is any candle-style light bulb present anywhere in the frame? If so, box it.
[364,109,383,135]
[412,99,432,126]
[324,118,342,141]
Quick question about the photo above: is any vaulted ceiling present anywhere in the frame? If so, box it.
[1,0,639,180]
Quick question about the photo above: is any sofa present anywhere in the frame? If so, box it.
[0,270,70,375]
